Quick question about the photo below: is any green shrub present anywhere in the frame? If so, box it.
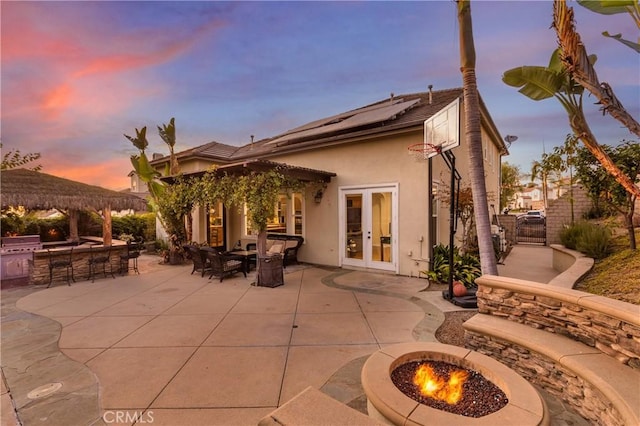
[560,222,587,250]
[576,225,611,259]
[583,205,612,220]
[24,216,68,242]
[1,212,26,236]
[2,211,156,243]
[422,244,481,288]
[560,221,611,259]
[142,213,156,242]
[78,211,102,236]
[112,213,155,242]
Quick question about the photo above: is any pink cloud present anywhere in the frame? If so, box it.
[3,2,226,137]
[45,157,133,191]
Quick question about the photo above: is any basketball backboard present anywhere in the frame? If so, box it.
[423,98,460,159]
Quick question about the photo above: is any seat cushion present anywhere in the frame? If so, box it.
[223,260,242,271]
[268,243,284,254]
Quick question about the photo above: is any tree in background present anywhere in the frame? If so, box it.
[549,134,580,222]
[500,162,522,211]
[457,0,497,276]
[158,117,180,176]
[530,151,562,210]
[1,144,42,171]
[574,141,639,250]
[438,183,496,256]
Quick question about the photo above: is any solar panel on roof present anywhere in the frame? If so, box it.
[267,98,419,146]
[284,98,406,134]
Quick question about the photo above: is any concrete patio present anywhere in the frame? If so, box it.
[1,246,587,425]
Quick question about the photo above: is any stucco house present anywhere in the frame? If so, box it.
[149,88,508,277]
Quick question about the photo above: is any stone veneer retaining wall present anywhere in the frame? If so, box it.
[465,275,640,425]
[472,276,640,368]
[29,244,129,285]
[465,329,624,425]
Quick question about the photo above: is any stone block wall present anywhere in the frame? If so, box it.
[30,246,127,285]
[474,281,640,368]
[465,275,640,426]
[546,185,593,245]
[465,331,623,426]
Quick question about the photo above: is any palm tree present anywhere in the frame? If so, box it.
[158,117,180,176]
[457,0,498,276]
[158,118,191,241]
[530,151,562,210]
[125,125,185,259]
[555,0,640,135]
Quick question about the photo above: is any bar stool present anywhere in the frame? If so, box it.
[88,245,114,282]
[119,242,140,274]
[47,247,75,288]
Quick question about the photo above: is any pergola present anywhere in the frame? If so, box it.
[1,169,148,245]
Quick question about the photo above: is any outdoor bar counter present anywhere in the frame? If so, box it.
[29,238,130,286]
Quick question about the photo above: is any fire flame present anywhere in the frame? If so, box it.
[413,363,469,405]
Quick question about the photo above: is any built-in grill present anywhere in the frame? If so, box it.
[1,235,42,281]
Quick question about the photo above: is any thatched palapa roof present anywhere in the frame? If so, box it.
[1,169,148,211]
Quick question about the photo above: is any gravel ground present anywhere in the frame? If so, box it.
[435,310,477,346]
[423,281,478,347]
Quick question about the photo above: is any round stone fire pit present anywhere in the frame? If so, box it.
[361,342,549,425]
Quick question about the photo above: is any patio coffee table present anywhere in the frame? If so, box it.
[230,250,257,273]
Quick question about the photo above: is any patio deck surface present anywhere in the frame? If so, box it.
[1,246,587,425]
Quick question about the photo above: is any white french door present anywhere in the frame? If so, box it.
[340,185,398,272]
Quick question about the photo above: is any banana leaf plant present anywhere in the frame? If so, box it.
[576,0,640,53]
[503,49,640,199]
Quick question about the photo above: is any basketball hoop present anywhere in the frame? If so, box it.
[407,143,442,161]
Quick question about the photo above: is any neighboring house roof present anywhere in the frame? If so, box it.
[174,140,242,162]
[521,187,540,194]
[149,88,508,170]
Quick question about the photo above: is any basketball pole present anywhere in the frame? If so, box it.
[427,157,434,273]
[440,149,461,301]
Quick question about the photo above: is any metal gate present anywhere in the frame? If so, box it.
[516,217,546,244]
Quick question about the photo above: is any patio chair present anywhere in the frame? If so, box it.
[88,245,115,282]
[47,247,75,288]
[186,245,211,277]
[205,249,246,282]
[119,241,141,275]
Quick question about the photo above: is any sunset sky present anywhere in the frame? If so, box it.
[2,1,638,190]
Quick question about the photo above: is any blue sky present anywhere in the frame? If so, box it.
[2,1,638,189]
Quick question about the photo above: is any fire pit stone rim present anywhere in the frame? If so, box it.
[362,342,548,426]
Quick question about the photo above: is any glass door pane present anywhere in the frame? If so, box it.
[345,194,363,260]
[371,191,392,263]
[209,201,224,248]
[293,193,303,235]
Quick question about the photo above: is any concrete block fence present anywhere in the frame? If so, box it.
[546,185,593,245]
